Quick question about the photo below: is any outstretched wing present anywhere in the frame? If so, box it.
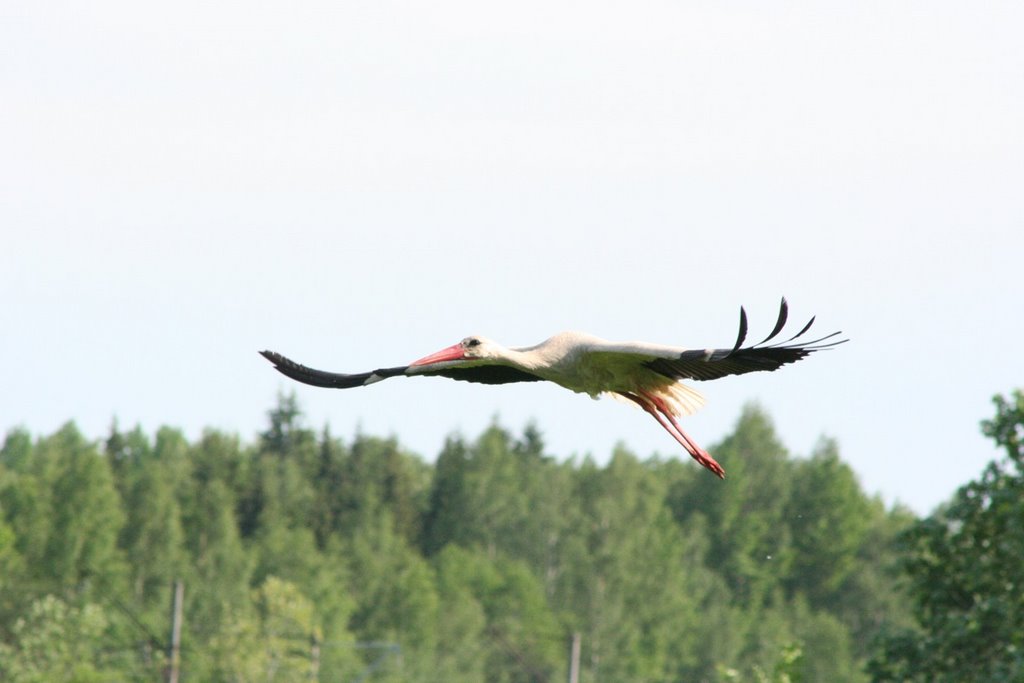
[259,350,543,388]
[418,365,545,385]
[259,350,407,388]
[643,298,847,382]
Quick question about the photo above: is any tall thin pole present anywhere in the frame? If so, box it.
[567,632,581,683]
[310,633,321,681]
[167,580,184,683]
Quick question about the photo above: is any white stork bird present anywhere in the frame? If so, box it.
[260,298,844,478]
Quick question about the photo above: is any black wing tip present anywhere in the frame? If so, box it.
[806,333,849,350]
[258,349,306,380]
[260,350,298,371]
[259,349,412,389]
[757,298,790,345]
[650,299,846,382]
[727,298,847,360]
[730,305,749,355]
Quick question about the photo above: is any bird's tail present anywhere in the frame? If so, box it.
[607,381,705,416]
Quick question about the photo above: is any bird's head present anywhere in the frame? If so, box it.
[410,335,497,366]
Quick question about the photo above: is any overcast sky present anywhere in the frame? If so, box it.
[3,1,1022,514]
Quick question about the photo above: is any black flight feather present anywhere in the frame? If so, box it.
[259,350,407,389]
[757,297,789,345]
[644,300,847,382]
[420,365,544,385]
[730,306,749,356]
[259,351,543,389]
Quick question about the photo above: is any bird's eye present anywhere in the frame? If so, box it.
[466,338,481,348]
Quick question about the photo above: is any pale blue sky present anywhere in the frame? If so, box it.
[3,1,1022,514]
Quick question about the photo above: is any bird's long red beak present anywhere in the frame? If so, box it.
[410,343,467,366]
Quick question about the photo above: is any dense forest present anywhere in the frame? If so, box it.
[0,391,1020,682]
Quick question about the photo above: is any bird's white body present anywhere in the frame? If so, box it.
[443,332,707,416]
[261,299,844,479]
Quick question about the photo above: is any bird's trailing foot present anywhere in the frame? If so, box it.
[689,447,726,479]
[618,390,727,479]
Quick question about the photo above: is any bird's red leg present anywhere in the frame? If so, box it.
[619,391,726,479]
[621,392,682,448]
[642,393,703,457]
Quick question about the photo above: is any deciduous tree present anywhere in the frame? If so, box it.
[871,390,1024,682]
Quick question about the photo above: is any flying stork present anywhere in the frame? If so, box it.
[259,298,845,478]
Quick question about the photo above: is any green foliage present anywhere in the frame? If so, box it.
[720,642,804,683]
[117,429,187,603]
[0,394,918,681]
[259,577,322,680]
[786,438,871,604]
[28,424,126,587]
[676,405,796,608]
[870,390,1024,682]
[0,595,118,682]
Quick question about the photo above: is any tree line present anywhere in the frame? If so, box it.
[1,390,1020,681]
